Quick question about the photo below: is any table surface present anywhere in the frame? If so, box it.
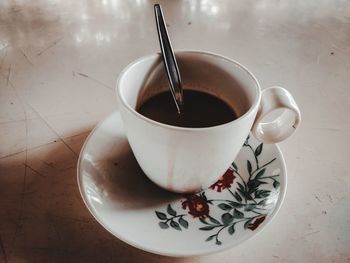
[0,0,349,262]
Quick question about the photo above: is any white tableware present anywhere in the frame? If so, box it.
[116,51,300,192]
[77,111,287,256]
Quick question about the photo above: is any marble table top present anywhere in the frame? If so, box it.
[0,0,349,262]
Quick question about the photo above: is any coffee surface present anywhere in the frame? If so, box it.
[137,90,237,128]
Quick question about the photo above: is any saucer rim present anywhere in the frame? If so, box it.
[77,110,287,257]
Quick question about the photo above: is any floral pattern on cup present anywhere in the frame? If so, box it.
[155,135,280,245]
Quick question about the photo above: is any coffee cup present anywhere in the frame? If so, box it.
[116,51,301,193]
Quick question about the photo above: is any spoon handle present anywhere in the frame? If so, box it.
[154,4,184,113]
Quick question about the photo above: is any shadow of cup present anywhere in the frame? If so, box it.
[81,139,181,211]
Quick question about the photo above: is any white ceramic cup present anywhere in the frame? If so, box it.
[116,51,301,193]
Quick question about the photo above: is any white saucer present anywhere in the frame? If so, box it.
[77,111,287,257]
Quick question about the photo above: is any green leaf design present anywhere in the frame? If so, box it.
[228,224,235,235]
[205,235,216,241]
[244,204,256,212]
[155,138,279,245]
[155,211,167,220]
[232,161,238,171]
[255,190,271,198]
[199,217,209,225]
[221,213,234,225]
[255,168,266,179]
[244,218,254,229]
[255,143,263,156]
[178,217,188,229]
[233,209,244,219]
[244,135,250,145]
[199,226,216,231]
[248,180,267,190]
[247,160,252,174]
[237,182,245,192]
[218,203,232,211]
[209,216,221,225]
[230,201,244,208]
[258,199,267,206]
[237,188,249,200]
[233,192,243,202]
[167,204,177,216]
[159,222,169,229]
[170,221,181,231]
[273,181,280,189]
[262,190,271,197]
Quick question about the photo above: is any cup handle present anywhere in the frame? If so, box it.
[252,86,301,144]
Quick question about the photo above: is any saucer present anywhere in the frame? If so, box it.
[77,111,287,256]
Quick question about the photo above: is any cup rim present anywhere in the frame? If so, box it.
[116,50,261,131]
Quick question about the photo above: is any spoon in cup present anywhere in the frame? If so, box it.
[154,4,184,114]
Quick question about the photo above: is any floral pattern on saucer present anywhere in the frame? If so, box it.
[155,135,279,245]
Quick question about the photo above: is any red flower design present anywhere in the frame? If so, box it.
[210,169,236,192]
[247,216,266,230]
[182,193,210,218]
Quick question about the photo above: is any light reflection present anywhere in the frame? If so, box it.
[190,1,196,12]
[211,6,219,15]
[71,0,142,46]
[75,36,82,43]
[88,193,103,205]
[74,28,113,45]
[81,14,89,20]
[95,32,104,42]
[135,0,146,6]
[200,0,220,16]
[95,32,111,44]
[110,0,119,10]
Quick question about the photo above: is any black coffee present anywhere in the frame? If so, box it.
[137,90,238,128]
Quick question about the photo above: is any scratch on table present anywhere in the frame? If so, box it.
[74,71,113,91]
[0,144,43,160]
[6,76,27,118]
[43,160,55,168]
[59,166,75,171]
[0,45,8,70]
[48,214,67,260]
[314,194,322,203]
[24,163,46,177]
[53,215,91,224]
[0,131,88,160]
[305,230,320,236]
[10,111,28,256]
[37,37,64,56]
[6,64,11,86]
[64,130,91,139]
[0,43,9,51]
[327,194,333,203]
[310,127,343,132]
[0,119,27,125]
[26,103,78,157]
[9,8,21,13]
[19,48,33,65]
[31,247,63,251]
[0,233,8,263]
[48,214,63,242]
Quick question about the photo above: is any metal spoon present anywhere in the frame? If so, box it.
[154,4,184,114]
